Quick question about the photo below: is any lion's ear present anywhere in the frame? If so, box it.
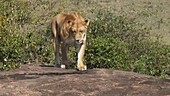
[84,20,89,26]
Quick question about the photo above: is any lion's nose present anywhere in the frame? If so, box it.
[76,40,83,44]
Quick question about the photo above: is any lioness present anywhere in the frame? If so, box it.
[51,12,89,70]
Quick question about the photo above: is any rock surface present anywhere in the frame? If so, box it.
[0,64,170,96]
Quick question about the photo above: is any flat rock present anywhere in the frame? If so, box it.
[0,64,170,96]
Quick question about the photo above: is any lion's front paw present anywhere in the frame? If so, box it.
[77,64,87,71]
[55,64,66,69]
[61,64,66,69]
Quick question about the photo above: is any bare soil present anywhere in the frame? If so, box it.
[0,64,170,96]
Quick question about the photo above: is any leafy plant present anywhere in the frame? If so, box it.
[85,11,170,77]
[0,0,170,78]
[0,0,31,70]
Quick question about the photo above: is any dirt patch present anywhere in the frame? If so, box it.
[0,64,170,96]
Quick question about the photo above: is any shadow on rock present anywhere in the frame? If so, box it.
[0,69,95,81]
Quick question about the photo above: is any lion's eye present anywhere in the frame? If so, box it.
[80,30,83,33]
[73,31,76,34]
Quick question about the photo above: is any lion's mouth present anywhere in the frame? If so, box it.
[76,40,83,45]
[75,34,86,45]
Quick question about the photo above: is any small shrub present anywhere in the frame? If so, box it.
[86,37,131,70]
[0,0,31,70]
[0,0,170,78]
[22,30,53,64]
[85,11,170,77]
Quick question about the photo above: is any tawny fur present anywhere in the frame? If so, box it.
[51,12,89,70]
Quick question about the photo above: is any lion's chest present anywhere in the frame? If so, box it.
[63,37,76,46]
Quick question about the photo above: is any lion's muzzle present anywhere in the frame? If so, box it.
[75,33,86,45]
[76,40,83,44]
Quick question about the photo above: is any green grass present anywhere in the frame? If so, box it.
[19,0,170,44]
[0,0,170,77]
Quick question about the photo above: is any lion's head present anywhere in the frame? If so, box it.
[63,13,89,45]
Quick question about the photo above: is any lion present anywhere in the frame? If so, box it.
[51,12,89,71]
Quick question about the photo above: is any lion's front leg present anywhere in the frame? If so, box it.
[61,44,69,68]
[54,37,61,68]
[77,41,87,71]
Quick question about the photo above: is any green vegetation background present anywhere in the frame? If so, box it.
[0,0,170,77]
